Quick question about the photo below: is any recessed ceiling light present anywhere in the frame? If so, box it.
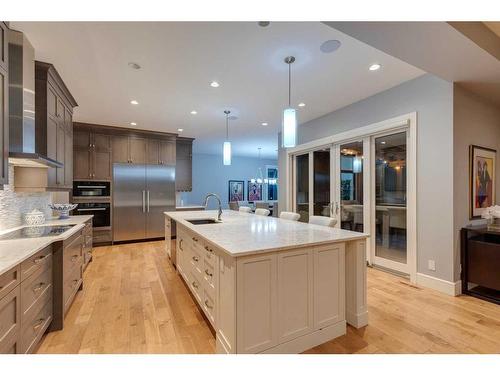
[320,40,341,54]
[210,81,220,88]
[130,122,137,126]
[369,63,381,71]
[130,100,139,105]
[258,21,270,27]
[190,110,197,115]
[177,128,184,132]
[261,122,268,126]
[128,62,141,70]
[298,102,306,107]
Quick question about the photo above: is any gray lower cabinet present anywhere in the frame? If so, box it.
[0,219,92,353]
[0,245,52,354]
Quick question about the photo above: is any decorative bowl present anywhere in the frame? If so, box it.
[24,209,46,226]
[49,204,78,219]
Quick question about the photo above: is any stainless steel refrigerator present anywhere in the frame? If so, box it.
[113,163,175,242]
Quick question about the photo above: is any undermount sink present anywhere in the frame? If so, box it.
[186,218,221,225]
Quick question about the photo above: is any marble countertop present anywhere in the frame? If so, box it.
[164,210,368,257]
[0,215,93,275]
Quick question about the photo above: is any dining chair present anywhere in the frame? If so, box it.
[279,211,300,221]
[239,206,252,213]
[229,201,239,211]
[255,202,269,209]
[309,215,337,227]
[255,208,270,216]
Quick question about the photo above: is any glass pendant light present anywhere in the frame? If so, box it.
[251,148,268,184]
[282,56,297,148]
[223,110,231,165]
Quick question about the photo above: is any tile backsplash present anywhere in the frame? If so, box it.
[0,166,53,231]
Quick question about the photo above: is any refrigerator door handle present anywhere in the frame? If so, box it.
[142,190,146,213]
[147,190,150,212]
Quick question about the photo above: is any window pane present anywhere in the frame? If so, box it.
[374,132,407,264]
[296,154,309,222]
[340,142,364,233]
[313,150,330,217]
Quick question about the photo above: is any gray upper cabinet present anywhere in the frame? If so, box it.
[73,127,111,180]
[176,138,193,192]
[0,22,8,187]
[35,61,77,190]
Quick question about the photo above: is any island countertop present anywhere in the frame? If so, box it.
[0,215,93,275]
[164,210,368,257]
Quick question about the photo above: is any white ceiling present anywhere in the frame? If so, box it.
[11,22,424,159]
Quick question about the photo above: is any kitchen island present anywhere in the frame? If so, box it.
[165,210,368,354]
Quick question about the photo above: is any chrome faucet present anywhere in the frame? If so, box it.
[203,193,223,222]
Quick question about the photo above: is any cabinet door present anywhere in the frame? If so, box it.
[277,249,313,343]
[47,86,57,120]
[160,140,176,165]
[112,135,129,163]
[175,158,192,191]
[93,149,111,180]
[313,244,345,329]
[0,67,7,185]
[73,149,92,180]
[93,133,111,151]
[47,117,58,187]
[56,123,65,186]
[74,129,91,149]
[0,22,8,72]
[0,287,21,354]
[146,139,159,165]
[236,253,278,353]
[64,109,73,187]
[129,137,146,164]
[56,97,65,122]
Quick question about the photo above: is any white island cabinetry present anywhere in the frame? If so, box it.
[168,210,368,354]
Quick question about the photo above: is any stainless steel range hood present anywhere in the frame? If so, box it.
[7,29,62,169]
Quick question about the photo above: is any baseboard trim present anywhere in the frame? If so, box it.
[416,273,461,296]
[260,321,346,354]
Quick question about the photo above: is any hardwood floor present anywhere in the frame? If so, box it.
[37,241,500,354]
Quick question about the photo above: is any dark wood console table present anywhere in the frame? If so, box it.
[460,225,500,305]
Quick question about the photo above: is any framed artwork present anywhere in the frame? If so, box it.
[228,180,244,202]
[247,181,262,201]
[470,145,496,219]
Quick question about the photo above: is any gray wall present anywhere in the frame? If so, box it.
[453,84,500,281]
[180,153,278,210]
[279,74,456,282]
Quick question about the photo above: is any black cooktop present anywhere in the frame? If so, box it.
[0,225,76,240]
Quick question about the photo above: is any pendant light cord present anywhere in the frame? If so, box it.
[226,113,228,140]
[288,62,291,107]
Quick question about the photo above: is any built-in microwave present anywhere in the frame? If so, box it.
[73,181,111,198]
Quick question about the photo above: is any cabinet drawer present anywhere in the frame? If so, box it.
[21,264,53,324]
[64,235,83,273]
[203,259,215,291]
[0,265,20,300]
[63,265,82,314]
[0,287,21,353]
[202,288,216,327]
[20,246,52,281]
[189,271,202,304]
[93,230,111,244]
[203,244,216,266]
[19,299,52,354]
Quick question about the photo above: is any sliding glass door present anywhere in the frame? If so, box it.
[371,131,409,273]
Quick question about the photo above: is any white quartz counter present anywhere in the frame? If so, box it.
[0,215,93,275]
[174,205,205,211]
[165,210,368,257]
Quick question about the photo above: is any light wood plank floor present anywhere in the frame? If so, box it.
[37,241,500,354]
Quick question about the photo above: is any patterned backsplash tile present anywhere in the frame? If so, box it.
[0,166,53,231]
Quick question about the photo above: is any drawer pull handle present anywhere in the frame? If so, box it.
[33,282,46,292]
[204,246,213,253]
[179,239,184,251]
[192,256,199,262]
[204,300,213,309]
[205,269,213,277]
[34,254,50,264]
[192,237,198,242]
[71,255,79,262]
[33,318,45,330]
[191,281,199,289]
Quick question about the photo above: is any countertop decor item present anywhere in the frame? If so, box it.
[49,203,78,219]
[24,209,46,226]
[481,205,500,231]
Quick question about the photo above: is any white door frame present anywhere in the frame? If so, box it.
[285,112,417,282]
